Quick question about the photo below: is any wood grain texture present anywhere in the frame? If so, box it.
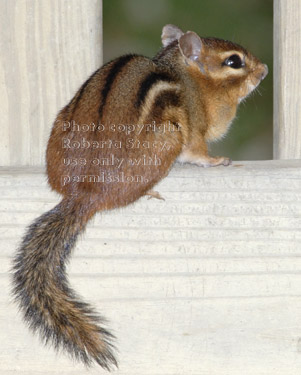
[0,0,102,166]
[274,0,301,159]
[1,161,301,374]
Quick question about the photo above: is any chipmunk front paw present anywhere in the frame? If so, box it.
[196,156,232,168]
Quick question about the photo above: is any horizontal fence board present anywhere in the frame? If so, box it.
[1,298,301,374]
[1,161,301,374]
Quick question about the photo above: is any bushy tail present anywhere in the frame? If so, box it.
[12,197,117,370]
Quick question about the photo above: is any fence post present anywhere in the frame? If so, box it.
[0,0,102,166]
[274,0,301,159]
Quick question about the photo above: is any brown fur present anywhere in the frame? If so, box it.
[12,24,268,369]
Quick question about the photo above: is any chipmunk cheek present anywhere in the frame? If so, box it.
[237,83,252,102]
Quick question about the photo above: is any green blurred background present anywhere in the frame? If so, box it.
[103,0,273,160]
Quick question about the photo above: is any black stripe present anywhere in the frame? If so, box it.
[98,54,137,119]
[153,90,181,109]
[135,72,174,109]
[71,68,100,113]
[149,90,181,122]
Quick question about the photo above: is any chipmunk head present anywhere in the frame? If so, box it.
[162,24,268,104]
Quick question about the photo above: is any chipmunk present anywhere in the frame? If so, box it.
[12,24,268,370]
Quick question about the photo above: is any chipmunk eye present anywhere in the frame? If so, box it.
[223,54,243,69]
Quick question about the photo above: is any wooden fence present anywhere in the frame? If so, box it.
[0,1,301,374]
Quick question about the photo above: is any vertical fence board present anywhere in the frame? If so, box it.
[274,0,301,159]
[0,0,102,166]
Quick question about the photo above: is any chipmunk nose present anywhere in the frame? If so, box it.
[261,64,268,80]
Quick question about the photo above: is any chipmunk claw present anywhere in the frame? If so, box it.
[146,190,165,201]
[222,157,232,166]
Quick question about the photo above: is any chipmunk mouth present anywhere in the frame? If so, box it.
[239,64,268,103]
[252,64,268,86]
[261,64,269,81]
[254,64,268,83]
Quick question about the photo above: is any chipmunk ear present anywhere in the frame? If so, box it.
[179,31,203,63]
[161,24,184,47]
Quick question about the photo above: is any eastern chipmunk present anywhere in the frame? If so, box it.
[12,24,268,370]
